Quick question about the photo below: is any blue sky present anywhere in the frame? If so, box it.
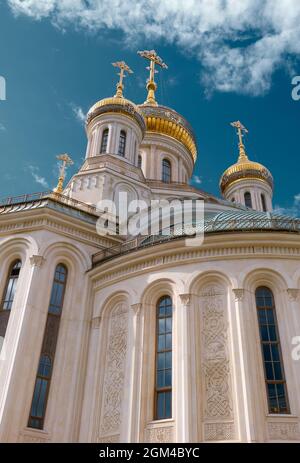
[0,1,300,215]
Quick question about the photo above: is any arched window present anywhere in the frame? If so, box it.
[155,296,173,420]
[100,128,109,154]
[138,154,142,169]
[261,194,267,212]
[162,159,171,183]
[28,264,68,429]
[244,191,252,208]
[0,260,22,339]
[256,286,289,414]
[118,130,126,157]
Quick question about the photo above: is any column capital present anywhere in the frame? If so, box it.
[287,288,300,301]
[179,293,192,307]
[29,255,46,268]
[131,303,142,315]
[233,288,245,301]
[91,316,101,329]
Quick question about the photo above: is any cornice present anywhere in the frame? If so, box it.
[90,233,300,290]
[0,208,119,249]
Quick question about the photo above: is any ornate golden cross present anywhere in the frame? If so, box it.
[137,49,168,106]
[231,120,248,146]
[112,61,133,98]
[54,153,74,194]
[230,121,249,161]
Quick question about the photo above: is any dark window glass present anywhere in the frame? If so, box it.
[155,296,172,420]
[138,155,142,169]
[0,260,22,339]
[162,159,171,183]
[118,130,126,157]
[256,286,290,414]
[261,194,267,212]
[244,191,252,208]
[100,129,109,154]
[28,264,68,429]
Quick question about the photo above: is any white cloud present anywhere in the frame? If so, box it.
[192,175,202,185]
[71,104,86,124]
[0,123,6,131]
[7,0,300,95]
[28,165,49,189]
[274,193,300,217]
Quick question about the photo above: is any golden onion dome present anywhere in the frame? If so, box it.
[220,148,273,194]
[138,104,197,162]
[86,96,146,134]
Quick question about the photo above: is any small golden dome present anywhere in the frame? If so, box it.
[221,121,274,194]
[220,152,273,194]
[139,104,197,162]
[86,97,146,133]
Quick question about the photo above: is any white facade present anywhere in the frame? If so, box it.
[0,89,300,443]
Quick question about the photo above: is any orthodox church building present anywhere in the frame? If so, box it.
[0,51,300,443]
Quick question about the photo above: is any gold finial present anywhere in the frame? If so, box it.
[230,120,249,161]
[53,153,74,194]
[112,61,133,98]
[137,49,168,106]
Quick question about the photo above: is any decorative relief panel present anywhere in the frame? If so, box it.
[19,432,50,443]
[199,284,235,441]
[268,422,300,441]
[145,424,174,443]
[98,302,129,443]
[204,422,235,441]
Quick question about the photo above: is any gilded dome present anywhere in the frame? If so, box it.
[220,153,273,194]
[86,97,146,133]
[139,104,197,162]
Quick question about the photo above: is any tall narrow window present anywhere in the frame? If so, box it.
[100,128,109,154]
[162,159,171,183]
[256,286,290,414]
[118,130,126,157]
[244,191,252,208]
[138,154,142,169]
[155,296,172,420]
[0,260,22,339]
[28,264,68,429]
[261,194,267,212]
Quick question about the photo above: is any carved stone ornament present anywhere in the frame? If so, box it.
[268,422,300,441]
[29,255,46,268]
[179,293,192,307]
[91,316,101,329]
[232,288,245,301]
[131,303,142,315]
[199,284,235,440]
[145,425,174,443]
[99,302,129,442]
[286,289,300,302]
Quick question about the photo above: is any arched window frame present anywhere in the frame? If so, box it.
[100,128,109,154]
[28,263,68,429]
[261,193,267,212]
[0,259,22,340]
[118,130,126,157]
[255,286,290,414]
[154,295,173,420]
[244,191,252,208]
[162,158,171,183]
